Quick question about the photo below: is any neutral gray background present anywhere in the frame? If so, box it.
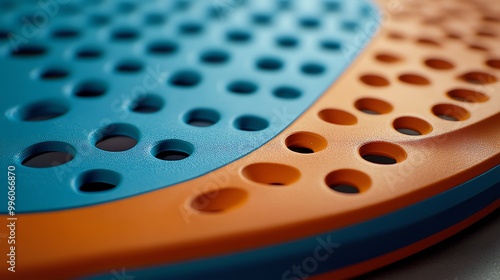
[356,209,500,280]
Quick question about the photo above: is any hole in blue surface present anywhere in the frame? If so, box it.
[256,57,283,71]
[75,46,103,59]
[12,100,69,121]
[321,39,342,51]
[74,80,107,97]
[301,62,325,75]
[147,40,178,55]
[88,13,111,26]
[342,20,359,32]
[52,27,80,39]
[276,35,299,48]
[234,115,269,131]
[179,21,203,35]
[40,67,69,80]
[94,123,139,152]
[115,59,144,73]
[228,80,258,94]
[11,44,47,57]
[169,70,201,87]
[77,170,121,193]
[144,12,166,25]
[299,17,321,29]
[273,86,302,99]
[20,141,75,168]
[252,13,273,25]
[153,140,194,161]
[227,30,252,43]
[116,1,136,13]
[201,49,230,64]
[185,108,220,127]
[111,27,139,41]
[129,94,164,113]
[324,1,341,12]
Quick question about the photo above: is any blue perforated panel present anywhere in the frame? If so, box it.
[0,0,379,212]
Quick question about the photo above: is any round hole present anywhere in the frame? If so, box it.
[276,35,298,48]
[416,38,440,47]
[325,169,371,194]
[169,70,201,87]
[242,163,300,186]
[321,40,342,51]
[393,116,432,136]
[93,123,139,152]
[227,30,252,42]
[355,98,393,115]
[153,140,194,161]
[111,27,139,41]
[116,1,136,13]
[469,44,488,52]
[115,59,143,73]
[324,1,341,12]
[77,169,120,193]
[129,94,164,113]
[89,13,111,26]
[486,59,500,69]
[184,108,220,127]
[477,30,496,37]
[359,142,407,165]
[39,67,69,80]
[200,49,230,64]
[11,44,47,57]
[20,141,75,168]
[191,188,248,213]
[73,80,107,97]
[228,80,258,94]
[285,132,327,154]
[10,100,69,122]
[52,28,80,39]
[388,31,405,40]
[75,46,103,59]
[299,17,321,28]
[375,52,401,63]
[256,57,283,71]
[318,108,357,125]
[459,71,498,85]
[342,20,358,31]
[398,73,430,85]
[252,13,273,25]
[424,58,454,70]
[144,12,166,25]
[273,86,302,99]
[447,88,489,103]
[301,62,325,75]
[0,29,10,40]
[432,104,470,121]
[147,40,178,55]
[234,115,269,131]
[360,74,390,87]
[178,21,203,35]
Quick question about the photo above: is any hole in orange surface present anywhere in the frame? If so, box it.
[318,108,357,125]
[360,74,390,87]
[325,169,371,194]
[447,89,489,103]
[393,116,432,136]
[359,142,407,164]
[285,132,327,154]
[355,98,393,115]
[459,71,497,84]
[399,73,430,85]
[191,188,248,213]
[242,163,300,186]
[424,58,454,70]
[432,104,470,121]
